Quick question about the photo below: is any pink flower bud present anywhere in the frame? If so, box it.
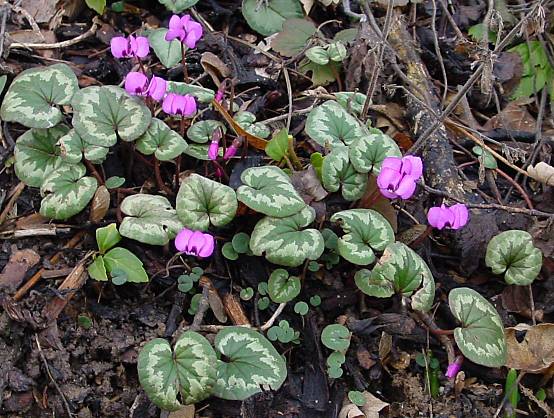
[162,93,197,117]
[208,140,220,160]
[223,144,238,160]
[445,356,463,379]
[111,35,150,59]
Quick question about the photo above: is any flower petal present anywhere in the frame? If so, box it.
[378,188,398,199]
[110,36,129,58]
[197,233,215,258]
[395,176,417,199]
[377,167,401,190]
[134,36,150,58]
[450,203,469,229]
[124,72,148,95]
[188,231,207,256]
[208,140,219,160]
[380,156,402,172]
[168,15,181,30]
[182,95,197,116]
[427,205,450,229]
[147,77,167,101]
[162,93,176,115]
[175,228,193,252]
[401,156,423,179]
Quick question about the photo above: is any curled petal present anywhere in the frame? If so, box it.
[208,140,219,160]
[124,72,148,95]
[380,156,403,172]
[146,76,167,101]
[165,28,183,42]
[378,188,399,199]
[395,176,417,199]
[168,14,182,30]
[110,36,129,58]
[134,36,150,58]
[181,95,197,116]
[223,145,238,160]
[162,93,177,115]
[197,233,215,258]
[402,155,423,180]
[427,205,452,230]
[377,167,401,191]
[175,228,193,252]
[187,231,207,256]
[450,203,469,229]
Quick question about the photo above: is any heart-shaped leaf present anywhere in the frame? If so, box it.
[183,143,222,160]
[14,125,82,188]
[136,118,188,161]
[96,223,122,254]
[349,132,402,174]
[237,166,306,217]
[0,63,78,128]
[354,242,435,312]
[88,256,108,281]
[40,165,97,220]
[241,0,304,36]
[448,287,507,367]
[120,194,183,245]
[327,42,347,61]
[321,324,351,352]
[167,81,215,103]
[305,101,366,148]
[213,327,287,400]
[103,247,149,283]
[265,128,290,162]
[138,331,217,411]
[271,18,317,57]
[334,91,367,116]
[58,129,110,164]
[306,46,329,65]
[158,0,200,12]
[176,173,237,231]
[233,111,270,139]
[250,206,324,267]
[322,145,368,201]
[72,86,151,147]
[148,28,183,68]
[187,120,226,144]
[330,209,394,265]
[485,230,543,286]
[268,268,301,303]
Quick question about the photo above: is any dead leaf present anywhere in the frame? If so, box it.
[168,404,195,418]
[89,185,110,223]
[19,0,60,24]
[200,52,230,86]
[356,346,376,369]
[501,285,543,321]
[527,162,554,186]
[0,248,40,293]
[339,391,390,418]
[483,99,536,132]
[396,224,427,246]
[390,351,411,370]
[505,323,554,373]
[338,403,364,418]
[378,331,392,362]
[291,166,328,203]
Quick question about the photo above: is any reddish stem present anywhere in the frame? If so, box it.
[154,158,174,196]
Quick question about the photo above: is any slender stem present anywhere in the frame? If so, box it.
[84,160,104,184]
[181,43,189,82]
[154,158,174,196]
[287,138,303,170]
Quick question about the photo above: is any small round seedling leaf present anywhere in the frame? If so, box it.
[138,331,217,410]
[258,282,269,296]
[306,46,329,65]
[222,242,239,260]
[308,261,320,272]
[78,314,93,329]
[237,166,306,218]
[321,324,351,352]
[240,287,254,301]
[120,194,183,246]
[309,295,321,307]
[241,0,303,36]
[176,173,238,231]
[40,165,97,220]
[177,275,194,293]
[449,287,507,368]
[327,351,346,368]
[148,28,183,68]
[294,301,309,315]
[322,145,368,201]
[1,64,79,128]
[14,125,83,188]
[331,209,394,265]
[72,86,151,147]
[136,118,188,161]
[485,230,543,286]
[327,365,343,378]
[305,101,367,148]
[349,132,402,174]
[250,206,324,267]
[105,176,125,189]
[188,293,202,314]
[187,120,226,144]
[327,42,347,62]
[258,296,271,310]
[348,390,366,406]
[268,269,301,303]
[95,223,122,254]
[473,145,498,169]
[213,327,287,400]
[159,0,200,12]
[103,247,149,283]
[232,232,250,253]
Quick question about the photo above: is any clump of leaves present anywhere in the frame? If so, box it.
[267,320,300,343]
[321,324,351,378]
[322,145,368,201]
[305,42,347,65]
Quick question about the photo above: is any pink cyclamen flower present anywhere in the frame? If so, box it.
[208,140,219,160]
[111,35,149,59]
[377,156,423,200]
[165,14,203,49]
[145,76,167,101]
[175,228,214,258]
[162,93,197,117]
[445,356,464,379]
[427,203,469,230]
[223,144,238,160]
[124,72,148,95]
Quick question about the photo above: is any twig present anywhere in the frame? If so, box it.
[190,286,210,331]
[0,182,25,226]
[259,105,314,124]
[495,168,533,210]
[430,0,448,106]
[260,302,286,331]
[10,3,45,42]
[492,371,526,418]
[282,66,293,132]
[414,311,455,365]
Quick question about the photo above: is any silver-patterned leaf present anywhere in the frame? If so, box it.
[187,120,226,144]
[334,91,367,116]
[237,166,306,218]
[348,132,402,174]
[176,173,237,231]
[120,194,183,245]
[40,165,97,220]
[233,111,270,139]
[58,129,110,164]
[485,230,543,286]
[167,81,215,103]
[330,209,394,265]
[14,125,82,188]
[72,86,151,147]
[267,268,301,303]
[138,331,217,410]
[148,28,183,68]
[305,100,366,148]
[321,145,368,201]
[158,0,200,12]
[241,0,304,36]
[449,287,507,367]
[183,143,222,160]
[136,118,188,161]
[0,64,78,128]
[213,327,287,400]
[250,206,324,267]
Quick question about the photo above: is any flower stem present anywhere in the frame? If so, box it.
[181,43,188,83]
[154,158,174,196]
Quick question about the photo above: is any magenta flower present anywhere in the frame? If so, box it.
[145,76,167,101]
[165,14,203,49]
[377,156,423,200]
[175,228,214,258]
[111,35,149,59]
[427,203,469,230]
[162,93,197,117]
[208,139,219,160]
[223,144,238,160]
[445,356,463,379]
[124,72,148,95]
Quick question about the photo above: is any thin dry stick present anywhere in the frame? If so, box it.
[260,302,286,331]
[282,66,293,132]
[10,4,45,42]
[430,0,448,106]
[492,372,526,418]
[0,182,25,226]
[190,286,210,331]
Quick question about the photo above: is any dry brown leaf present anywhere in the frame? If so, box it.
[19,0,60,24]
[0,248,40,293]
[168,404,195,418]
[89,185,110,223]
[378,331,392,362]
[527,162,554,186]
[291,166,328,203]
[505,323,554,373]
[200,52,230,86]
[340,392,389,418]
[501,285,543,321]
[338,403,364,418]
[483,99,536,132]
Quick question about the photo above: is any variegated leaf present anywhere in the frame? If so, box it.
[148,28,182,68]
[306,46,329,65]
[213,327,287,400]
[268,268,301,303]
[58,129,110,164]
[330,209,394,265]
[334,92,367,116]
[449,287,507,367]
[176,173,237,231]
[348,132,402,174]
[233,111,270,139]
[158,0,200,12]
[321,145,368,201]
[0,64,78,128]
[237,166,306,217]
[167,81,215,103]
[14,125,82,188]
[250,206,324,267]
[305,100,366,148]
[187,120,226,143]
[120,194,183,245]
[327,42,347,61]
[485,230,543,286]
[136,118,188,161]
[138,331,217,410]
[241,0,304,36]
[183,143,222,160]
[40,165,97,220]
[355,242,435,312]
[72,86,151,147]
